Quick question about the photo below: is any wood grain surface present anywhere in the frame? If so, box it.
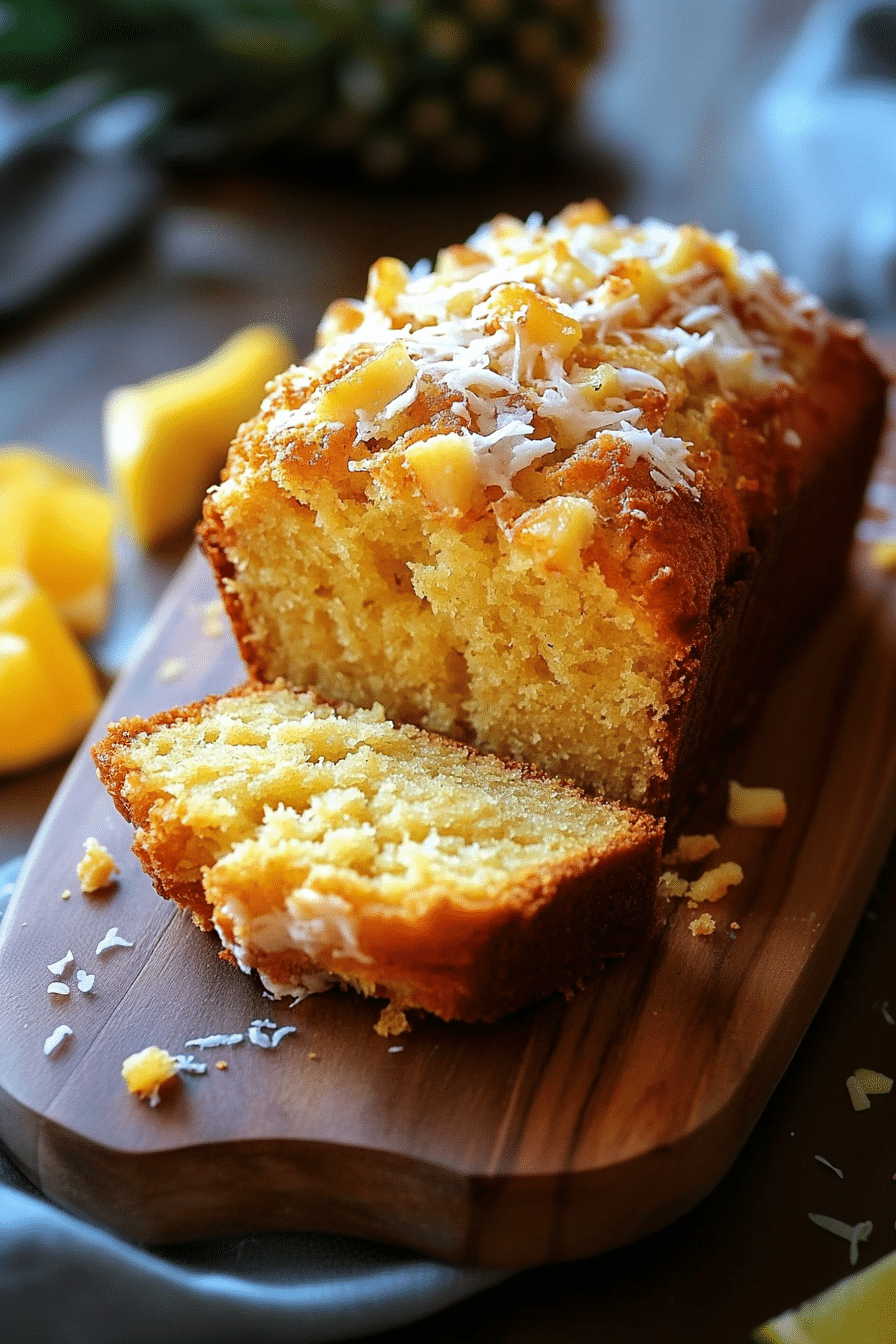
[1,427,896,1268]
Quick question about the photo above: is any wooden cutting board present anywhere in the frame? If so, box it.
[2,431,896,1269]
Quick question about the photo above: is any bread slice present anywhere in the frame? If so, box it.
[93,682,662,1023]
[199,204,887,819]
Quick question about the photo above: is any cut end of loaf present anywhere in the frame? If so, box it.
[93,682,662,1022]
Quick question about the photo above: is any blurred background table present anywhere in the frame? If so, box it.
[1,168,895,1342]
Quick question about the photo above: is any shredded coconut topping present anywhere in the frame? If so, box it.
[76,970,95,993]
[276,207,826,505]
[47,982,70,996]
[47,951,74,976]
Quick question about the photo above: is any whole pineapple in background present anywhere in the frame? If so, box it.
[0,0,601,178]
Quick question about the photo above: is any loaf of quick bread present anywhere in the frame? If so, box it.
[200,203,888,818]
[92,683,662,1023]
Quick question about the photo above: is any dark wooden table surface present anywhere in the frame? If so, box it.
[1,167,895,1342]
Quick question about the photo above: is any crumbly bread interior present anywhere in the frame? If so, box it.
[108,684,637,920]
[96,683,660,1019]
[205,203,884,807]
[219,480,669,803]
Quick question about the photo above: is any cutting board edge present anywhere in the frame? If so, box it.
[22,1078,768,1266]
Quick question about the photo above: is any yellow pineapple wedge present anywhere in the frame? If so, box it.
[0,568,101,774]
[754,1247,896,1343]
[104,324,295,547]
[0,448,114,638]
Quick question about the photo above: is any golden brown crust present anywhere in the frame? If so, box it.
[221,832,660,1024]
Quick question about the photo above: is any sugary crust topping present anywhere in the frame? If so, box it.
[262,203,840,502]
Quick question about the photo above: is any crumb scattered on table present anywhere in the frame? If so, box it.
[658,870,689,899]
[687,861,744,905]
[375,1005,411,1037]
[662,833,720,865]
[689,913,716,937]
[853,1068,893,1095]
[307,1051,320,1061]
[846,1075,871,1111]
[215,1060,228,1071]
[60,889,71,900]
[77,837,119,893]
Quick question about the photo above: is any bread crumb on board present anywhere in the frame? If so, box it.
[854,1068,893,1094]
[77,837,119,893]
[658,870,689,899]
[687,861,744,906]
[727,780,787,827]
[122,1046,179,1106]
[689,913,716,937]
[662,833,720,865]
[375,1005,411,1037]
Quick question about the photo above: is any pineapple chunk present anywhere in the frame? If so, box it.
[487,284,582,361]
[727,780,787,827]
[366,256,410,313]
[121,1046,179,1106]
[316,298,365,348]
[104,324,295,547]
[0,569,101,774]
[556,200,612,228]
[435,245,491,277]
[656,225,706,277]
[0,448,113,637]
[512,496,596,571]
[405,434,478,514]
[579,363,623,403]
[540,240,599,299]
[612,258,667,323]
[314,341,416,428]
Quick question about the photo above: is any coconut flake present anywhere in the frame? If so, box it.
[611,424,697,496]
[47,982,70,996]
[76,970,95,993]
[271,1026,296,1047]
[43,1024,73,1056]
[808,1213,872,1265]
[95,927,134,955]
[184,1033,244,1049]
[47,951,74,976]
[172,1054,207,1075]
[247,1025,273,1048]
[814,1155,844,1179]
